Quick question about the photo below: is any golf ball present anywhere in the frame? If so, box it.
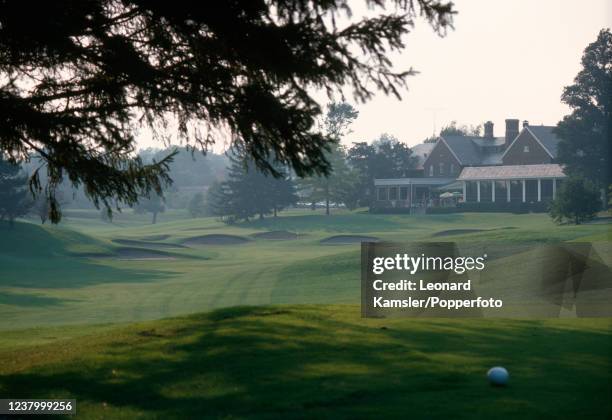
[487,366,509,386]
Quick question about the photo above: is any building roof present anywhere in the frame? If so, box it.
[421,124,561,169]
[526,126,561,157]
[480,151,503,165]
[375,177,456,186]
[471,137,506,147]
[457,164,566,181]
[410,142,435,169]
[440,136,483,165]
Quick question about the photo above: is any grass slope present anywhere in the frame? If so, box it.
[1,305,610,419]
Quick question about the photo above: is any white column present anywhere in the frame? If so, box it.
[537,179,541,202]
[462,181,467,202]
[506,180,511,202]
[522,179,526,203]
[492,180,496,203]
[476,180,481,202]
[552,178,556,199]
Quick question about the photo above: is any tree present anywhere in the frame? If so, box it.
[0,157,30,226]
[188,192,207,218]
[347,134,417,205]
[134,194,165,224]
[299,102,359,214]
[206,180,234,222]
[549,176,601,225]
[439,121,481,137]
[555,29,611,191]
[267,170,299,218]
[0,1,454,223]
[209,152,298,222]
[299,144,357,215]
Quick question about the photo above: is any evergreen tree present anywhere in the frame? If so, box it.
[267,167,299,218]
[0,1,454,223]
[0,158,30,226]
[206,180,234,223]
[188,192,207,218]
[207,153,298,222]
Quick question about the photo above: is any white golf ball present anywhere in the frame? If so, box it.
[487,366,509,386]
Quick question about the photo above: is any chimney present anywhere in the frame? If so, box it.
[505,118,519,147]
[484,121,494,139]
[522,120,529,128]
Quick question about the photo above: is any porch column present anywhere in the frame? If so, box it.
[552,178,556,199]
[491,180,496,203]
[410,183,414,206]
[462,181,466,202]
[522,179,526,203]
[537,179,541,202]
[476,180,481,203]
[506,180,511,202]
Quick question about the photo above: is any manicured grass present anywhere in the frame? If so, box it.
[1,210,610,418]
[0,211,608,330]
[0,305,610,419]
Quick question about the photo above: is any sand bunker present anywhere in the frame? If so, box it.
[115,247,176,260]
[251,231,299,240]
[182,234,250,246]
[320,235,379,245]
[112,239,186,249]
[432,229,486,237]
[74,252,115,259]
[139,234,170,241]
[432,227,516,237]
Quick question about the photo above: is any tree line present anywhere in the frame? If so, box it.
[203,102,419,222]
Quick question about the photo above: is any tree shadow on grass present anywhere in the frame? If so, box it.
[0,291,78,307]
[0,256,180,289]
[1,306,610,419]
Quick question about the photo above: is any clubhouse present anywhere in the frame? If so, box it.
[372,119,567,213]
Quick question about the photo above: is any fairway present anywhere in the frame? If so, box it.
[1,210,611,419]
[1,210,609,331]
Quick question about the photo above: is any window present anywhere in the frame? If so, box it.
[377,187,388,201]
[428,165,434,176]
[523,145,530,153]
[439,162,444,175]
[389,187,398,200]
[450,163,455,174]
[400,187,408,200]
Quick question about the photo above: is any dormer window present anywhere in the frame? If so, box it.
[523,145,530,153]
[439,162,444,175]
[429,165,434,176]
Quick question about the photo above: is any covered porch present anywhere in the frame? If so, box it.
[457,164,566,204]
[372,177,456,212]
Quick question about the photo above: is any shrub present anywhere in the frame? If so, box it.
[549,176,600,224]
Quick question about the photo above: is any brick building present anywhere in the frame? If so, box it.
[372,119,567,212]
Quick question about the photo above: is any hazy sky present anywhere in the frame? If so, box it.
[136,0,611,151]
[341,0,611,147]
